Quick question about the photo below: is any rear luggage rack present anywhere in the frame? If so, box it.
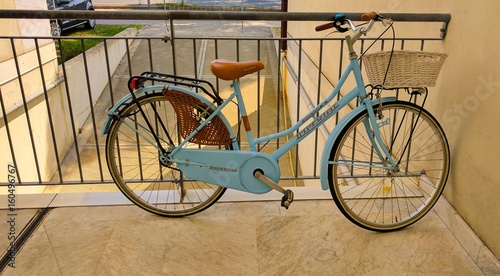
[128,72,223,105]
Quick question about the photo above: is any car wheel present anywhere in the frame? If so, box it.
[50,21,62,36]
[84,1,96,29]
[84,19,96,29]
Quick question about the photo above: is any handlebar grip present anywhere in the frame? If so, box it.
[361,12,378,21]
[315,22,334,32]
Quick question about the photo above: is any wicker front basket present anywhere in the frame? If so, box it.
[362,50,448,88]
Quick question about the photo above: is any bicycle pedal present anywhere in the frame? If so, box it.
[281,189,294,209]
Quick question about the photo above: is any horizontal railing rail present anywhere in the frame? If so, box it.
[0,9,451,23]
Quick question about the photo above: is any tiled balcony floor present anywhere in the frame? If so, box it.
[0,200,488,275]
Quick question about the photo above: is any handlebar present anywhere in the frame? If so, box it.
[315,11,391,34]
[315,22,335,32]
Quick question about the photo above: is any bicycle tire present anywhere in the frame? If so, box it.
[105,93,228,217]
[327,101,450,231]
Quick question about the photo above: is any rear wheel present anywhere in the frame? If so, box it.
[105,93,228,217]
[327,101,450,231]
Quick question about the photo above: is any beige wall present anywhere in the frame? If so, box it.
[287,0,500,260]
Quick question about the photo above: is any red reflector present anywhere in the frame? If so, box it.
[131,78,138,90]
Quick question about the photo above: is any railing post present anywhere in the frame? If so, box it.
[280,0,288,51]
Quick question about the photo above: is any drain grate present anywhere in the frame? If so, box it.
[0,208,51,272]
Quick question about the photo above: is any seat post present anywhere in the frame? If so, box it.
[232,80,257,152]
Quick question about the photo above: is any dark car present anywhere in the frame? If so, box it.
[47,0,96,36]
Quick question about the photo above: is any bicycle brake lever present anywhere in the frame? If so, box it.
[331,13,349,33]
[334,20,349,33]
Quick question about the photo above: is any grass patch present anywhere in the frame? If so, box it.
[57,24,144,63]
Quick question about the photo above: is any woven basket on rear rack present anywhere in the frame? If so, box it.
[362,50,448,89]
[162,89,232,146]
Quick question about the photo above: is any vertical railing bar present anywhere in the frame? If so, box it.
[192,39,198,78]
[146,38,163,179]
[397,39,406,101]
[359,40,365,70]
[57,37,84,182]
[124,38,144,180]
[34,38,63,182]
[80,38,104,181]
[148,38,154,72]
[10,38,42,183]
[419,40,425,104]
[125,38,133,78]
[0,89,21,182]
[170,18,177,76]
[257,39,261,149]
[192,38,202,149]
[236,39,242,149]
[276,39,282,150]
[236,39,240,62]
[294,39,302,178]
[103,38,115,104]
[336,40,344,124]
[103,37,124,179]
[349,39,366,175]
[214,39,220,92]
[313,39,324,177]
[214,39,220,95]
[362,39,376,175]
[133,113,144,180]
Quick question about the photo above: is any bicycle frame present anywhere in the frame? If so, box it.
[167,55,398,171]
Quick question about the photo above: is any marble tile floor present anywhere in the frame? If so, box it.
[1,200,495,275]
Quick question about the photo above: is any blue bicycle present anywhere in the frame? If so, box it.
[102,12,450,231]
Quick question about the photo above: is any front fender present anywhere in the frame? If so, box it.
[319,97,397,190]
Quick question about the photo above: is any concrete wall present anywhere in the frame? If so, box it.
[63,28,137,130]
[286,0,500,261]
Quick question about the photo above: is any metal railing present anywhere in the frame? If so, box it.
[0,10,450,187]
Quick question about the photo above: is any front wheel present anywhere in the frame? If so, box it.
[327,101,450,231]
[50,21,62,36]
[105,93,228,217]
